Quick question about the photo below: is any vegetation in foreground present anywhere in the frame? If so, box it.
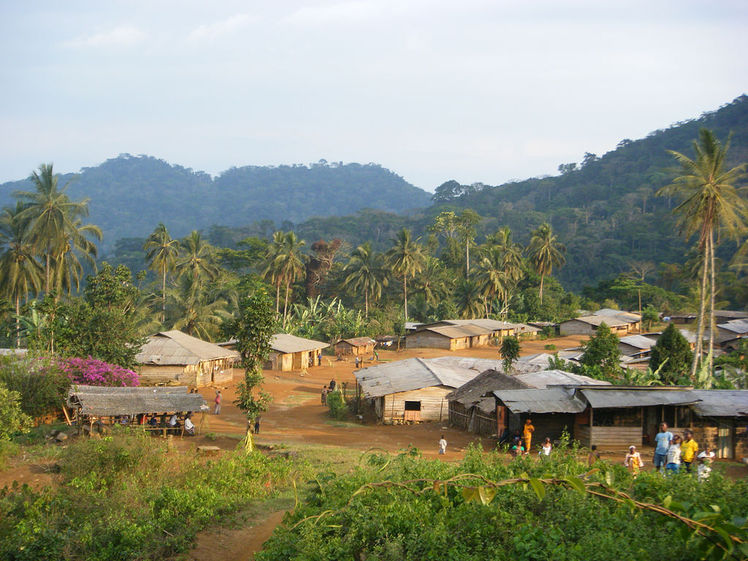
[258,444,748,561]
[0,431,309,561]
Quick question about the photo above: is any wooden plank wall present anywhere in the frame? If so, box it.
[589,426,642,448]
[382,386,451,423]
[406,332,452,350]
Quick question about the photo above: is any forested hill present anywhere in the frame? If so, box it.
[0,157,431,249]
[429,95,748,289]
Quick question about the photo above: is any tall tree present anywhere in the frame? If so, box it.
[263,231,286,316]
[14,164,98,293]
[527,223,566,304]
[454,278,483,319]
[51,217,102,296]
[272,231,306,325]
[175,230,219,295]
[456,209,481,278]
[342,242,388,318]
[658,128,748,378]
[144,223,180,322]
[0,203,44,346]
[386,228,425,322]
[649,324,693,385]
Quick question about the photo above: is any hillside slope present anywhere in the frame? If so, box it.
[0,157,431,249]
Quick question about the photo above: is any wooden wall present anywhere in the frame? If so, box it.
[578,426,642,449]
[138,358,235,387]
[406,332,454,350]
[381,386,452,423]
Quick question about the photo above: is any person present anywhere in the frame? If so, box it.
[148,415,159,427]
[510,436,525,457]
[697,448,715,481]
[523,419,535,455]
[681,430,699,473]
[587,445,601,466]
[624,445,644,476]
[355,356,361,368]
[540,437,552,457]
[653,422,673,472]
[184,414,195,436]
[438,435,447,455]
[168,413,179,435]
[321,385,328,405]
[665,434,682,474]
[214,390,222,415]
[254,417,261,435]
[329,379,336,391]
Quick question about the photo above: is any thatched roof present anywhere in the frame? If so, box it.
[447,369,531,408]
[67,385,207,416]
[136,330,240,366]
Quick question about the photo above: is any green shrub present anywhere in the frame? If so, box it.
[544,343,557,350]
[0,384,32,441]
[326,390,347,420]
[0,356,70,418]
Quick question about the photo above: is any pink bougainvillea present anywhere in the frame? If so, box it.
[58,357,139,387]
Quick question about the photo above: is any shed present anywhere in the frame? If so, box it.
[335,337,376,357]
[592,308,642,332]
[690,390,748,459]
[559,315,630,336]
[267,333,329,371]
[136,330,240,387]
[67,385,207,417]
[618,335,656,358]
[355,356,492,423]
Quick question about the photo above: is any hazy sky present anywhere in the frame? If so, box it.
[1,1,747,191]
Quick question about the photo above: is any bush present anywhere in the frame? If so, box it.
[0,385,32,441]
[327,390,347,420]
[59,357,139,387]
[0,356,70,418]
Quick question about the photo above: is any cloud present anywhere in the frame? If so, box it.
[188,13,255,41]
[284,1,383,26]
[65,25,145,48]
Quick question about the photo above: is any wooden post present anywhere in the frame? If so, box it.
[61,403,72,426]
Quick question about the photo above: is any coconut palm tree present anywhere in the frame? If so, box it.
[487,226,524,284]
[527,223,566,304]
[658,128,748,377]
[14,164,97,293]
[168,275,230,341]
[342,242,388,318]
[144,223,181,322]
[266,231,306,324]
[386,228,425,322]
[475,246,509,317]
[0,203,44,346]
[454,278,483,319]
[50,217,102,296]
[413,257,451,307]
[175,231,219,295]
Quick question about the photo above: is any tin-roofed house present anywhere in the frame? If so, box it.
[559,315,630,336]
[267,333,329,371]
[354,357,493,423]
[136,330,240,387]
[334,337,376,357]
[618,335,657,358]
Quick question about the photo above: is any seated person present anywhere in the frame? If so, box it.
[168,413,180,434]
[184,414,195,436]
[148,415,159,427]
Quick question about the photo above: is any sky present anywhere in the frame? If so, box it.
[1,1,747,191]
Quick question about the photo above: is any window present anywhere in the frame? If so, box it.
[404,401,421,411]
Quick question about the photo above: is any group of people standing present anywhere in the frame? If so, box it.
[627,422,715,479]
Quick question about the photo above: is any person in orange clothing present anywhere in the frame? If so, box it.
[680,430,699,473]
[523,419,535,455]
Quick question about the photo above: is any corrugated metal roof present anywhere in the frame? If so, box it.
[494,387,586,414]
[718,319,748,334]
[579,388,698,408]
[561,315,629,328]
[136,331,240,366]
[67,385,208,416]
[515,369,611,388]
[690,390,748,417]
[447,369,531,407]
[619,335,656,350]
[270,333,329,354]
[593,309,642,322]
[423,324,490,338]
[339,337,376,347]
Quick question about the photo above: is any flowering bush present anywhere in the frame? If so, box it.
[59,357,139,387]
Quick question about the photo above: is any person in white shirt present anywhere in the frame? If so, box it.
[184,413,195,436]
[697,448,715,481]
[540,437,552,457]
[665,434,682,474]
[438,435,447,455]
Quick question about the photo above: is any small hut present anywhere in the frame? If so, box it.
[335,337,376,357]
[136,330,240,387]
[267,333,329,371]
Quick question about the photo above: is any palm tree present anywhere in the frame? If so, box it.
[263,231,287,316]
[658,128,748,377]
[454,278,483,319]
[386,228,425,322]
[342,242,388,318]
[14,164,96,293]
[0,203,44,346]
[414,257,451,307]
[267,231,306,324]
[51,217,102,296]
[488,226,524,284]
[175,231,219,294]
[168,275,230,341]
[144,223,180,322]
[475,246,509,317]
[527,223,566,304]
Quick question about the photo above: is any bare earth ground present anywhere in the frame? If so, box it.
[2,336,746,560]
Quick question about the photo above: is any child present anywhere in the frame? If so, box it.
[438,435,447,455]
[587,445,601,466]
[624,445,644,476]
[697,448,715,481]
[510,436,525,457]
[680,430,698,473]
[540,437,552,457]
[665,434,682,474]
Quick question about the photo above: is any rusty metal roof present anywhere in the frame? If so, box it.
[690,390,748,417]
[494,387,586,414]
[136,330,240,366]
[67,385,207,416]
[579,388,698,408]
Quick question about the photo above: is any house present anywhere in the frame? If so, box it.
[559,315,630,336]
[406,319,538,350]
[668,310,748,325]
[267,334,329,371]
[618,335,656,358]
[136,330,240,387]
[717,319,748,345]
[334,337,376,357]
[355,356,503,423]
[592,308,642,332]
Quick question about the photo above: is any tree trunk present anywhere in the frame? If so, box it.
[15,296,20,349]
[275,283,280,316]
[691,247,709,379]
[161,269,167,324]
[364,289,369,319]
[403,276,408,322]
[539,275,545,304]
[45,252,51,294]
[708,230,716,375]
[465,240,470,278]
[283,281,290,326]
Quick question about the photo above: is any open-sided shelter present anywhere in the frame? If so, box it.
[136,330,240,387]
[267,333,328,371]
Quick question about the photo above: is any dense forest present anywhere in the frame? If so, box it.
[0,158,431,250]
